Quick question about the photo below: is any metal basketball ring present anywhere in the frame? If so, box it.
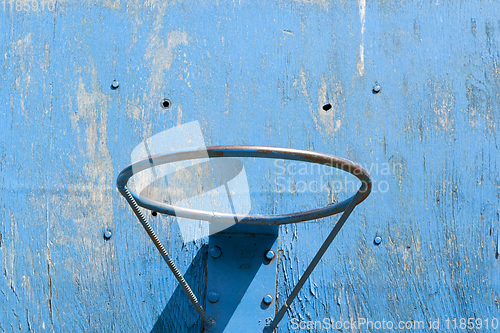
[117,145,372,225]
[117,145,372,331]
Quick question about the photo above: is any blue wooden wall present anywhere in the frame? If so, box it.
[1,0,499,331]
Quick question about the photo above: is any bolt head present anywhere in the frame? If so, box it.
[111,80,119,89]
[372,83,381,93]
[104,230,112,239]
[374,236,382,245]
[210,246,222,259]
[265,250,275,260]
[263,294,273,305]
[208,292,219,303]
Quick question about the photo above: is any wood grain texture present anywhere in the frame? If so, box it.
[0,0,499,332]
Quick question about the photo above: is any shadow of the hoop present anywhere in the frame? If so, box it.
[150,245,208,333]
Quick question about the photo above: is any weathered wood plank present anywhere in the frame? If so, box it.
[0,0,499,332]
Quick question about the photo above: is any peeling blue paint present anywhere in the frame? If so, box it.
[1,0,500,331]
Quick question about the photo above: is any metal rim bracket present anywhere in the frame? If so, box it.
[116,145,372,332]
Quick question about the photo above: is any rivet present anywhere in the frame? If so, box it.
[111,80,119,90]
[263,294,273,305]
[152,211,157,217]
[374,236,382,245]
[104,230,112,239]
[208,292,219,303]
[265,250,275,260]
[372,82,381,94]
[210,246,222,259]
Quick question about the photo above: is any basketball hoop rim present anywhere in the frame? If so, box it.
[116,145,372,225]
